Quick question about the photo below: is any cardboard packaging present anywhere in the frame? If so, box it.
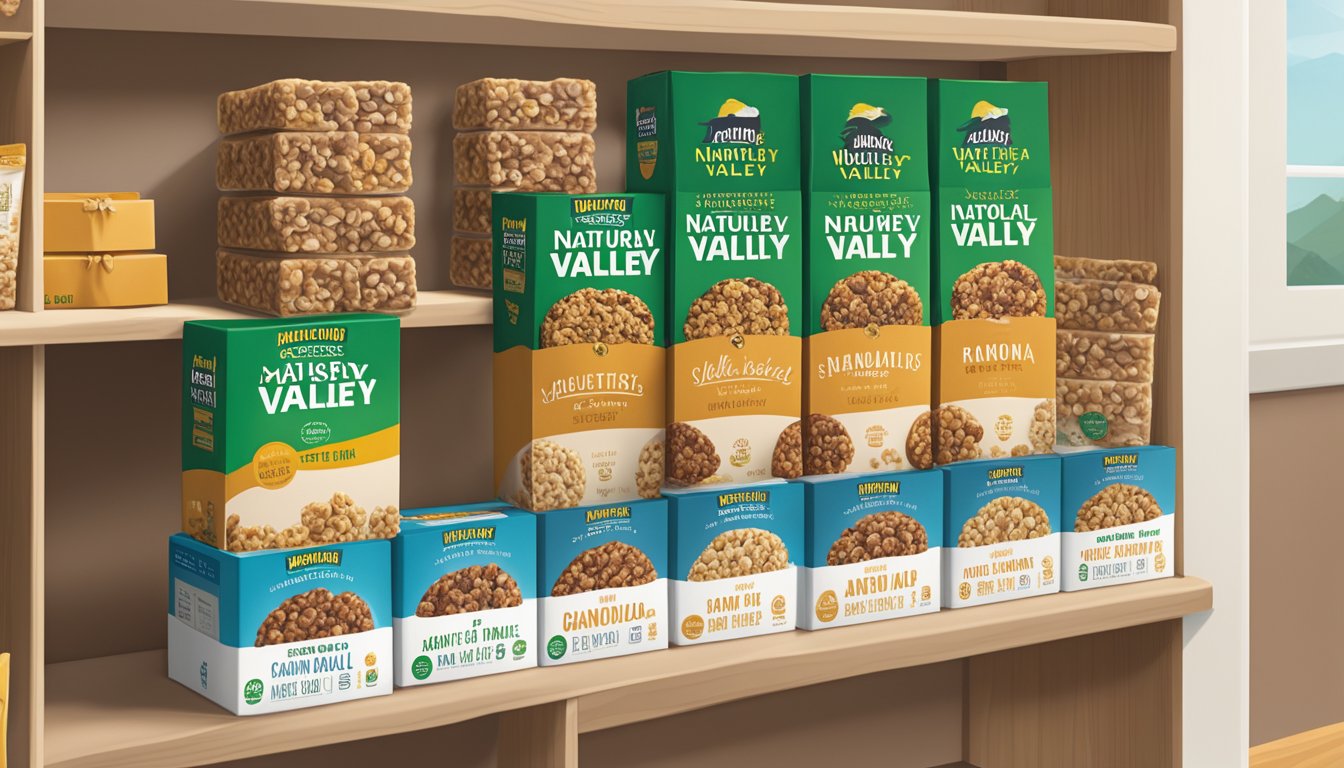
[797,469,942,629]
[167,534,392,715]
[534,498,669,665]
[626,71,804,488]
[44,192,156,253]
[930,80,1056,464]
[801,74,933,475]
[393,503,537,686]
[43,252,167,308]
[666,480,802,645]
[181,314,400,552]
[492,192,666,510]
[942,455,1061,608]
[1060,446,1175,591]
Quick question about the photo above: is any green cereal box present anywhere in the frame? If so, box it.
[534,499,669,665]
[182,315,401,552]
[930,80,1055,464]
[797,469,942,630]
[941,455,1060,608]
[626,72,804,489]
[167,534,392,714]
[1060,446,1175,591]
[393,503,537,686]
[491,192,666,511]
[665,480,802,644]
[801,74,932,476]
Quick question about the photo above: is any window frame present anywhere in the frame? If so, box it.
[1249,0,1344,392]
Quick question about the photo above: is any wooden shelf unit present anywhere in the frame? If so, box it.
[0,1,1188,767]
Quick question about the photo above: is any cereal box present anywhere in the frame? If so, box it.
[930,80,1055,463]
[182,314,401,552]
[167,534,392,715]
[666,480,802,644]
[393,503,537,686]
[942,455,1060,608]
[797,470,941,629]
[801,74,932,475]
[492,192,666,510]
[1060,446,1175,591]
[534,499,668,665]
[627,71,804,488]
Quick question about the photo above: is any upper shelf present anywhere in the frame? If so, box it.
[44,576,1210,768]
[0,290,490,346]
[46,0,1177,61]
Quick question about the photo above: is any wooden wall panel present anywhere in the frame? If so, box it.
[968,621,1181,767]
[0,346,42,768]
[582,662,964,768]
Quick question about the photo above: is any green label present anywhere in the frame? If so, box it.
[668,190,804,344]
[626,71,801,193]
[1078,411,1110,440]
[411,655,433,681]
[491,192,667,352]
[512,639,528,658]
[802,76,932,335]
[181,314,401,475]
[243,678,264,705]
[546,634,567,660]
[1078,563,1090,582]
[930,80,1054,324]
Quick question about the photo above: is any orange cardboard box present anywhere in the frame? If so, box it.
[44,192,156,253]
[43,252,167,308]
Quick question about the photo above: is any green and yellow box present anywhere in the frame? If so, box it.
[802,74,932,476]
[930,80,1056,464]
[627,71,803,488]
[182,314,401,551]
[491,192,667,510]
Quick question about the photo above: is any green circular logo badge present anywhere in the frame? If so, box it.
[1078,411,1109,440]
[513,639,528,658]
[411,655,433,681]
[1078,563,1089,582]
[243,678,264,705]
[546,634,567,660]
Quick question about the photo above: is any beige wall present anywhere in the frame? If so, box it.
[1250,385,1344,746]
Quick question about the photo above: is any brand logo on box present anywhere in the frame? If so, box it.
[285,549,342,573]
[443,526,496,546]
[833,103,909,181]
[570,196,633,227]
[701,98,763,145]
[957,101,1012,147]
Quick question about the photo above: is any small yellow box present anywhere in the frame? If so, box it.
[44,192,156,253]
[43,252,167,308]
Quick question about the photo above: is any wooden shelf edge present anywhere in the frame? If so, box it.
[46,0,1176,61]
[0,290,491,346]
[1250,720,1344,768]
[44,577,1210,768]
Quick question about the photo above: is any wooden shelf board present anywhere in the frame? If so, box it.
[0,31,32,45]
[0,290,490,346]
[46,0,1177,61]
[44,577,1210,768]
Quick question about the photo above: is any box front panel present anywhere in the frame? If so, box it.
[668,483,802,644]
[942,456,1061,608]
[931,80,1055,464]
[1060,447,1176,591]
[804,75,932,476]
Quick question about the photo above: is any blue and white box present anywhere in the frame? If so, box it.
[1060,446,1176,591]
[167,533,392,715]
[797,471,942,630]
[666,480,803,645]
[535,499,668,665]
[393,503,537,686]
[942,456,1061,608]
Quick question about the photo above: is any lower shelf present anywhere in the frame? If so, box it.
[43,576,1211,768]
